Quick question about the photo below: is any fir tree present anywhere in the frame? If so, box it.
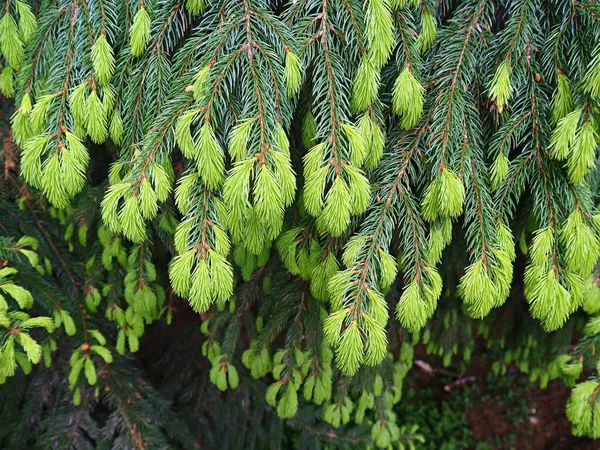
[1,0,600,447]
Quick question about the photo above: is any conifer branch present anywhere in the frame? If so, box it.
[3,0,600,443]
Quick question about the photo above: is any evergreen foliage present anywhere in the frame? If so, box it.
[1,0,600,447]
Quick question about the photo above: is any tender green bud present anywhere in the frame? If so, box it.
[11,94,33,146]
[566,381,600,438]
[139,177,158,219]
[276,228,301,274]
[228,118,253,162]
[358,113,385,169]
[223,158,253,237]
[303,162,328,217]
[372,419,400,449]
[169,250,195,297]
[342,123,366,167]
[174,172,197,215]
[20,91,32,113]
[323,305,349,344]
[341,234,367,268]
[29,94,54,135]
[351,57,380,113]
[582,277,600,315]
[378,249,397,289]
[192,65,211,100]
[303,141,326,176]
[363,312,388,366]
[560,209,600,276]
[367,118,385,168]
[41,153,71,208]
[69,82,88,131]
[301,111,317,149]
[175,109,198,158]
[317,176,352,236]
[92,33,115,85]
[567,120,598,183]
[1,283,33,310]
[365,0,394,68]
[428,217,452,264]
[102,83,116,112]
[488,60,513,113]
[418,9,436,52]
[583,43,600,98]
[91,345,112,363]
[551,73,573,124]
[284,49,303,96]
[490,152,509,189]
[254,163,284,237]
[227,364,239,389]
[497,221,516,262]
[130,5,151,56]
[242,345,271,378]
[421,168,464,221]
[271,148,296,207]
[527,269,572,331]
[0,13,24,68]
[119,195,146,242]
[101,182,129,233]
[558,355,583,380]
[0,66,14,97]
[278,384,299,417]
[109,110,124,145]
[310,253,339,300]
[345,164,371,214]
[325,269,352,312]
[208,250,234,306]
[458,258,506,318]
[20,134,48,188]
[196,123,225,190]
[213,224,230,256]
[16,1,37,43]
[530,227,554,267]
[189,258,211,312]
[185,0,206,15]
[392,67,425,129]
[396,281,435,332]
[86,89,108,143]
[63,131,90,196]
[335,320,364,375]
[549,108,582,160]
[275,122,290,153]
[61,310,77,336]
[84,358,97,385]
